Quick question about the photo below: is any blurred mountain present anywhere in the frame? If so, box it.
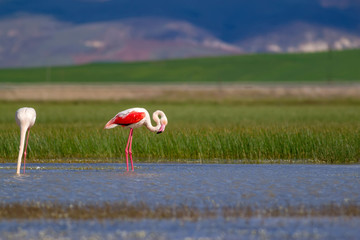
[0,15,241,68]
[236,22,360,53]
[0,0,359,67]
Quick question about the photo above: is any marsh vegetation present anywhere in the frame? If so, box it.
[1,100,359,163]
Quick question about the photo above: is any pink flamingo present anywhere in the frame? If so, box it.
[104,107,168,171]
[15,107,36,175]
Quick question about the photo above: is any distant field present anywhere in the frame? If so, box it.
[1,83,360,101]
[1,100,359,164]
[1,49,360,83]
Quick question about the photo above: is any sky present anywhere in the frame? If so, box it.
[0,0,359,41]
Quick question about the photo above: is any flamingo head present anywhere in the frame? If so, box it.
[157,117,168,134]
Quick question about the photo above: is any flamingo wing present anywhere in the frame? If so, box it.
[105,109,146,129]
[113,111,146,126]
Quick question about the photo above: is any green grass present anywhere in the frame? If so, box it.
[1,49,360,83]
[1,100,359,164]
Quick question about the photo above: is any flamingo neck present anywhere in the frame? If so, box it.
[144,113,161,133]
[16,126,27,174]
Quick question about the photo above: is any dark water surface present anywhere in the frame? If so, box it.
[1,163,359,239]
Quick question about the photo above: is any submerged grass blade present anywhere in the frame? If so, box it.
[1,201,359,220]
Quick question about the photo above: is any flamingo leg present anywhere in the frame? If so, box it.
[125,129,133,172]
[23,128,31,174]
[129,128,134,171]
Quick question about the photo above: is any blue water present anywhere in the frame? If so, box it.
[1,163,360,239]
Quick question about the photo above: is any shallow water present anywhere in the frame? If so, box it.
[1,218,360,240]
[1,163,359,207]
[1,163,359,239]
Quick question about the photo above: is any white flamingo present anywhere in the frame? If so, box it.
[15,107,36,175]
[104,107,168,171]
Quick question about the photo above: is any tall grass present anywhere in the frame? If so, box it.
[1,101,359,163]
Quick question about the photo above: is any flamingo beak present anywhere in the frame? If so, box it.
[157,124,166,134]
[104,118,117,129]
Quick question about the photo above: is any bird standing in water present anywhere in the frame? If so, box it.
[15,107,36,175]
[104,107,168,171]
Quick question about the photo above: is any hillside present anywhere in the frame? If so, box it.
[0,49,360,83]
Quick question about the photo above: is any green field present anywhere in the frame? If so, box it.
[1,49,360,83]
[1,100,359,164]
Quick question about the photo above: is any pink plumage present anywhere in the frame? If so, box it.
[104,107,168,171]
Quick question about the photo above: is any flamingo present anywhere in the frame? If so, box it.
[15,107,36,175]
[104,107,168,171]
